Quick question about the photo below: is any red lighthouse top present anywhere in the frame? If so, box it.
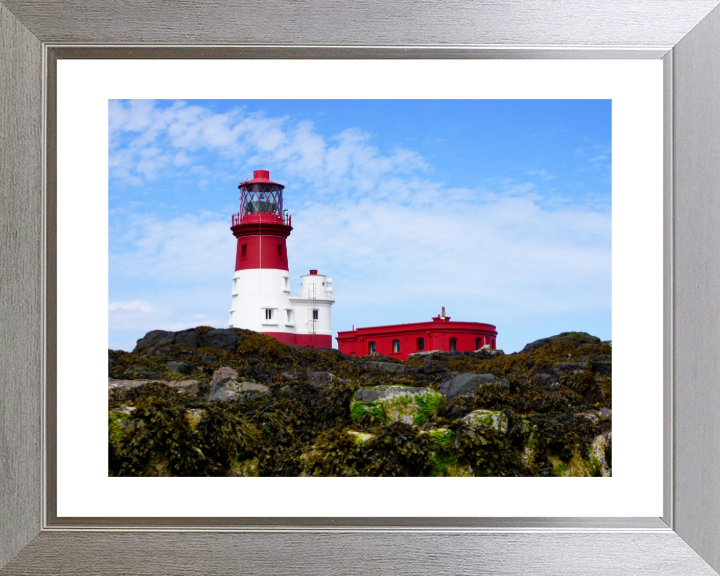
[238,169,285,189]
[231,169,293,272]
[231,169,291,227]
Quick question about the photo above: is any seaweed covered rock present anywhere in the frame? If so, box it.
[109,327,611,477]
[351,385,443,425]
[438,373,510,400]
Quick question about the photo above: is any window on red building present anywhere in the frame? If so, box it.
[277,244,283,258]
[475,337,482,350]
[392,339,400,353]
[241,244,248,258]
[369,342,376,354]
[449,338,457,353]
[416,337,425,351]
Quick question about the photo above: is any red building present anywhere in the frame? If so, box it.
[336,309,498,361]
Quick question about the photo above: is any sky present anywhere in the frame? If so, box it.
[108,99,611,353]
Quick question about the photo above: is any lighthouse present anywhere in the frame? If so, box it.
[228,170,335,348]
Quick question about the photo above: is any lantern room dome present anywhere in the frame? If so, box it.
[238,169,285,189]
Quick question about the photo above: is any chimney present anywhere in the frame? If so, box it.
[442,306,445,318]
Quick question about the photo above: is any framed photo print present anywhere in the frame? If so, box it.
[2,1,720,574]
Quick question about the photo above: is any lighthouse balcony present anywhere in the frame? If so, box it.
[232,212,291,226]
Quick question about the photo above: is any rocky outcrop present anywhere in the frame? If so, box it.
[438,373,510,400]
[110,327,611,478]
[522,331,601,352]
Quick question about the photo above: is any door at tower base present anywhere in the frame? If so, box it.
[336,315,498,362]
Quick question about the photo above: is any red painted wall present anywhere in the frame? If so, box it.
[336,319,498,361]
[262,332,333,349]
[231,221,293,271]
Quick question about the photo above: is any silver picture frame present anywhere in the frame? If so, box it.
[2,1,720,573]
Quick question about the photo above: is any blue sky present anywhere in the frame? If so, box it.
[109,99,611,353]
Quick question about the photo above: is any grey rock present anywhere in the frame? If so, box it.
[134,330,174,352]
[209,387,241,402]
[598,407,612,419]
[238,382,270,394]
[166,361,192,375]
[363,361,405,375]
[202,329,238,352]
[438,373,510,400]
[198,355,217,365]
[174,328,199,348]
[146,346,172,357]
[167,380,200,393]
[212,366,239,386]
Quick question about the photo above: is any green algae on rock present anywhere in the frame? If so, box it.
[350,385,444,425]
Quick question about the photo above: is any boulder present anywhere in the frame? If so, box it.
[167,380,200,393]
[174,328,199,348]
[438,373,510,400]
[212,366,239,385]
[166,361,192,375]
[238,382,270,394]
[522,332,601,352]
[351,385,443,425]
[460,409,509,433]
[209,387,241,402]
[363,361,405,375]
[134,330,174,352]
[208,377,270,402]
[202,329,238,352]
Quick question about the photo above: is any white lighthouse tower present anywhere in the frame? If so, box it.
[228,170,335,349]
